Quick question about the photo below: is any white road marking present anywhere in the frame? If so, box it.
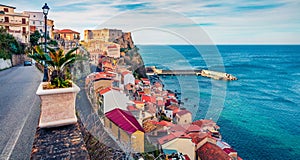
[0,95,38,160]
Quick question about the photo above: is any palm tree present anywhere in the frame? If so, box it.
[29,46,79,88]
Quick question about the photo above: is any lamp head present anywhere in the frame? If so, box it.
[42,3,50,15]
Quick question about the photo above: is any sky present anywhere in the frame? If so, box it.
[2,0,300,44]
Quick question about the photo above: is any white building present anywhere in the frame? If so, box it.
[23,11,44,34]
[122,70,135,86]
[99,87,130,114]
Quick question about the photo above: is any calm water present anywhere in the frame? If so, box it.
[138,45,300,160]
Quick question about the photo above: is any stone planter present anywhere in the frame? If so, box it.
[36,82,80,128]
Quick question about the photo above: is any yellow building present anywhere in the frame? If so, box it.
[54,29,80,41]
[0,4,29,43]
[84,28,122,42]
[175,110,192,125]
[104,108,145,153]
[47,19,54,39]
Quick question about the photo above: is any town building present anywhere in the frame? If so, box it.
[98,87,130,114]
[23,11,54,40]
[84,28,123,42]
[175,110,192,125]
[53,29,80,49]
[0,4,29,43]
[23,11,44,34]
[104,108,145,153]
[54,29,80,41]
[47,19,54,39]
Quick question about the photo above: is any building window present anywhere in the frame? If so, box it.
[5,26,9,31]
[33,21,35,25]
[33,15,36,18]
[4,8,8,12]
[4,17,9,22]
[22,27,26,33]
[109,122,112,128]
[22,18,26,24]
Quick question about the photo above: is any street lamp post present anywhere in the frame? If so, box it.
[42,3,49,82]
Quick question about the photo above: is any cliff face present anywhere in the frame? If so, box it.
[114,32,134,49]
[114,32,147,78]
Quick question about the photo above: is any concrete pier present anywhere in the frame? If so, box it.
[145,66,237,81]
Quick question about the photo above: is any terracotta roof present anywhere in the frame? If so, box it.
[185,124,201,133]
[158,131,185,145]
[166,105,180,113]
[148,120,173,127]
[157,100,164,106]
[135,79,141,84]
[55,29,80,34]
[140,78,149,82]
[184,155,191,160]
[121,70,132,76]
[223,148,236,154]
[192,119,216,128]
[189,132,211,144]
[169,124,201,134]
[176,110,192,117]
[141,95,156,103]
[99,87,111,95]
[127,105,138,111]
[197,142,232,160]
[107,45,117,49]
[105,108,145,134]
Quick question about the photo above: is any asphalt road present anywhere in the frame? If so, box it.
[0,65,42,160]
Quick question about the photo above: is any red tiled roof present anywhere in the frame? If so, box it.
[140,78,149,82]
[189,132,211,144]
[133,100,144,105]
[150,120,174,127]
[137,91,145,95]
[185,124,201,132]
[223,148,236,154]
[158,131,185,145]
[197,142,232,160]
[192,119,216,128]
[127,105,138,111]
[157,100,164,106]
[107,45,117,49]
[105,108,145,134]
[184,155,191,160]
[121,70,131,76]
[169,124,201,134]
[99,87,111,95]
[141,95,156,103]
[135,79,141,84]
[176,110,192,117]
[55,29,80,34]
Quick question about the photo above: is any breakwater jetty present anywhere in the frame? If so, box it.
[146,66,238,81]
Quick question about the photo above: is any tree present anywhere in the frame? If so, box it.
[29,46,79,88]
[29,30,41,47]
[0,27,23,59]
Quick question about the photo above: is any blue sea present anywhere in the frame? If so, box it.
[138,45,300,160]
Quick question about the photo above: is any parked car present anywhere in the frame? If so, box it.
[24,60,32,66]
